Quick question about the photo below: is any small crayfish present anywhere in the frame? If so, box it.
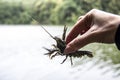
[42,25,93,65]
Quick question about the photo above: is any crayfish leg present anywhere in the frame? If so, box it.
[50,52,58,59]
[61,55,68,64]
[70,56,73,65]
[62,25,67,40]
[44,52,53,57]
[43,47,59,58]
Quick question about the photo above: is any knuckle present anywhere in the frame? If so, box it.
[90,9,98,13]
[87,9,98,16]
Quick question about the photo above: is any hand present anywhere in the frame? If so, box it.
[64,9,120,54]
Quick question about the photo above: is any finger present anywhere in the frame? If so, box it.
[64,31,94,54]
[66,15,92,44]
[77,16,89,34]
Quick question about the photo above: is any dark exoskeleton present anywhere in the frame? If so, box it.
[42,25,93,65]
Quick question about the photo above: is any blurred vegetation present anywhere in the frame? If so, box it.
[0,1,32,24]
[72,43,120,77]
[0,0,120,25]
[88,44,120,77]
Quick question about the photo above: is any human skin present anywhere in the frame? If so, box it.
[64,9,120,54]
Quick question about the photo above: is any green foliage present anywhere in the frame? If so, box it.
[1,0,120,24]
[0,1,31,24]
[50,0,78,24]
[31,0,57,24]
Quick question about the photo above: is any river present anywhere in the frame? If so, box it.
[0,25,120,80]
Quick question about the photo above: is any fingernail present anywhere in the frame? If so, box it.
[64,45,70,54]
[63,47,67,54]
[64,45,75,54]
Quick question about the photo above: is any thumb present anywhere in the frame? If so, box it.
[64,32,94,54]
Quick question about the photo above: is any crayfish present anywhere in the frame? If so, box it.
[42,25,93,65]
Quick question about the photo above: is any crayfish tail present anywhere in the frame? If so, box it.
[85,51,93,58]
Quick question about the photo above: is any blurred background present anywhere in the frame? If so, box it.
[1,0,120,25]
[0,0,120,80]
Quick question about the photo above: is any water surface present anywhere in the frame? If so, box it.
[0,25,120,80]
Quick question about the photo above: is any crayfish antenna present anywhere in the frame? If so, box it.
[30,16,55,40]
[41,25,56,40]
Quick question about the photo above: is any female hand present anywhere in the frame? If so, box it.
[64,9,120,54]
